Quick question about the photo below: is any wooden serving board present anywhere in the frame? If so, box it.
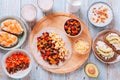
[30,12,92,73]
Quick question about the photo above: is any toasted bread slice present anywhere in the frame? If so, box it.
[94,39,116,62]
[104,32,120,54]
[0,31,18,48]
[1,19,24,35]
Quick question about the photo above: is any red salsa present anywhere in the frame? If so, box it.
[6,52,30,74]
[37,32,66,65]
[64,19,81,36]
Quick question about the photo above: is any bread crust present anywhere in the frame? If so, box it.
[0,31,18,48]
[1,19,24,36]
[94,39,116,62]
[1,29,23,36]
[104,32,120,54]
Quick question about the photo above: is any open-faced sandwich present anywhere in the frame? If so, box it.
[32,27,72,68]
[0,31,18,48]
[104,32,120,54]
[94,40,116,62]
[1,19,24,35]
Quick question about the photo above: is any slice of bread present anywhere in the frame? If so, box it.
[1,19,24,35]
[0,31,18,48]
[94,39,116,62]
[104,32,120,54]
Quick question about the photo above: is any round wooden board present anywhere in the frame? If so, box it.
[30,12,92,73]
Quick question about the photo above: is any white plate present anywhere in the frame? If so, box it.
[0,16,27,50]
[92,29,120,64]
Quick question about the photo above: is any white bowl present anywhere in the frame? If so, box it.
[74,38,90,55]
[87,2,113,27]
[1,49,33,79]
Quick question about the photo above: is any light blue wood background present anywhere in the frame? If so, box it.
[0,0,120,80]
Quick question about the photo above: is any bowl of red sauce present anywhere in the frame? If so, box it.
[2,49,32,79]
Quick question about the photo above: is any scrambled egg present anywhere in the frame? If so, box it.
[49,32,68,59]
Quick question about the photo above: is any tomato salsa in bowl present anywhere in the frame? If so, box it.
[2,49,32,79]
[64,19,82,37]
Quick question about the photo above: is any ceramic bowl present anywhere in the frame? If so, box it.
[0,16,27,50]
[1,49,33,79]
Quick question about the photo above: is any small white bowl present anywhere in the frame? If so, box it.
[74,38,90,55]
[1,49,33,79]
[87,2,113,27]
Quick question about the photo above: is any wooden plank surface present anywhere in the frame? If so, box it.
[0,0,120,80]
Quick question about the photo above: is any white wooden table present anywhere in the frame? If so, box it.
[0,0,120,80]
